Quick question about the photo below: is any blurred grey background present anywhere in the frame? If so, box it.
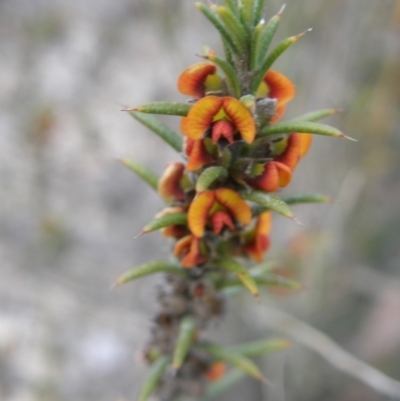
[1,0,400,400]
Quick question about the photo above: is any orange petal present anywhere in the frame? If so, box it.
[180,96,223,140]
[297,133,313,156]
[247,162,279,192]
[222,97,256,144]
[174,235,192,258]
[243,234,270,262]
[263,70,295,107]
[215,188,252,226]
[188,191,216,237]
[256,211,272,236]
[276,161,292,187]
[181,236,207,268]
[177,62,218,98]
[161,225,189,238]
[205,362,226,382]
[210,210,235,234]
[185,139,215,171]
[158,162,185,202]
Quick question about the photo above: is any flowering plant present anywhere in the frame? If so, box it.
[116,1,353,400]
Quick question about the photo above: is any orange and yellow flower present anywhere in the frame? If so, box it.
[256,70,295,123]
[245,161,292,193]
[158,162,186,202]
[181,96,256,145]
[173,234,207,268]
[205,361,226,382]
[188,188,252,238]
[177,62,223,98]
[275,133,313,170]
[184,138,216,172]
[243,211,272,262]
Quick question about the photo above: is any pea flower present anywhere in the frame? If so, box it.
[188,188,252,238]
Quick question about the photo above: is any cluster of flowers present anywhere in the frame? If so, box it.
[157,59,312,270]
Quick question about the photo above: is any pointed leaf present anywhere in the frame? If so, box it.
[172,316,197,370]
[131,102,191,117]
[230,338,291,357]
[198,343,266,382]
[223,0,239,16]
[196,3,239,55]
[114,261,185,286]
[252,0,267,26]
[240,190,296,220]
[251,5,284,69]
[240,0,255,30]
[281,193,333,205]
[201,369,246,401]
[137,356,169,401]
[213,259,259,299]
[217,6,249,55]
[120,159,159,191]
[129,112,182,152]
[140,213,188,236]
[249,260,277,276]
[292,108,341,122]
[204,54,241,97]
[258,120,351,140]
[251,29,310,92]
[220,274,303,291]
[196,166,228,192]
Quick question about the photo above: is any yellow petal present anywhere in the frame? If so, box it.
[215,188,252,226]
[180,96,223,140]
[222,97,256,144]
[188,191,216,237]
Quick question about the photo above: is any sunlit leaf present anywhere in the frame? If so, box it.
[114,261,185,286]
[120,159,159,191]
[128,112,182,152]
[137,356,169,401]
[172,317,197,370]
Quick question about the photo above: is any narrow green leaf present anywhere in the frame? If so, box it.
[252,5,284,69]
[229,338,291,357]
[172,317,197,370]
[120,159,159,191]
[258,120,351,140]
[251,29,310,92]
[196,166,228,192]
[201,369,246,401]
[239,0,255,30]
[255,274,303,290]
[281,193,333,205]
[213,259,259,299]
[240,190,296,220]
[252,0,267,26]
[196,3,239,54]
[205,54,241,97]
[217,6,249,55]
[223,0,239,16]
[137,356,169,401]
[198,343,266,382]
[292,108,341,122]
[131,102,191,117]
[220,274,303,291]
[129,112,182,152]
[114,261,185,286]
[139,213,188,236]
[249,260,277,276]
